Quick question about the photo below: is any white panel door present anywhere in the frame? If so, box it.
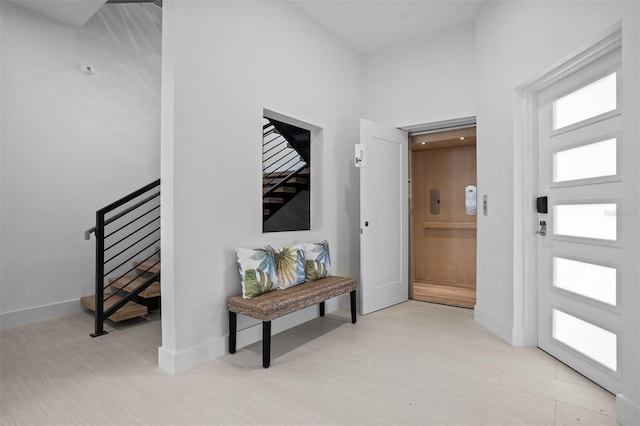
[359,119,408,315]
[536,49,635,394]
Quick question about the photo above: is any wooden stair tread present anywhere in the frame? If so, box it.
[263,197,284,204]
[134,260,160,274]
[263,167,308,179]
[273,187,297,193]
[80,294,148,322]
[286,177,308,184]
[109,275,161,298]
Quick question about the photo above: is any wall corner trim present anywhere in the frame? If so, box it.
[474,304,515,345]
[616,394,640,426]
[158,336,227,375]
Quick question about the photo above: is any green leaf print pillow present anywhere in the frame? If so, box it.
[236,247,278,299]
[303,240,331,281]
[272,243,306,289]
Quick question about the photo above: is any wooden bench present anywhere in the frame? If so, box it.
[227,276,357,368]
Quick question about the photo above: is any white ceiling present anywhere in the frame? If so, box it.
[8,0,486,53]
[289,0,487,54]
[9,0,107,27]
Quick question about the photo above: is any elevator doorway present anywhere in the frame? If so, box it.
[410,127,477,308]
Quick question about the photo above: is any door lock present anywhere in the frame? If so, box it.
[535,220,547,237]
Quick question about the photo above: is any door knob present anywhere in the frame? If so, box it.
[535,220,547,236]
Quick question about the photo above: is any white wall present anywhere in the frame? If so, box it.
[474,2,639,424]
[361,22,476,127]
[0,2,161,327]
[159,0,362,373]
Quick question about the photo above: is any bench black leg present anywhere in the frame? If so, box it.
[263,321,271,368]
[319,301,325,317]
[228,311,237,354]
[350,290,357,324]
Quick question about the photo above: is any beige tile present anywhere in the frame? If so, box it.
[555,401,617,425]
[0,376,52,425]
[555,362,599,387]
[499,368,616,417]
[484,386,557,425]
[0,300,617,425]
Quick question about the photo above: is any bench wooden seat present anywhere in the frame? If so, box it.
[227,276,357,368]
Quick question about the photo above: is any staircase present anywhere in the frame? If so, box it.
[262,118,310,222]
[83,179,161,336]
[80,249,161,321]
[263,167,309,219]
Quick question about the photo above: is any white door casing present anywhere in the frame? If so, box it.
[358,119,409,315]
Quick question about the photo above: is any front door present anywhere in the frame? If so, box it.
[358,119,408,315]
[536,48,632,394]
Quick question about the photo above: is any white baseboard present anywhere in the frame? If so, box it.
[158,298,345,374]
[158,335,227,375]
[0,299,85,329]
[510,325,533,347]
[474,304,515,345]
[617,394,640,426]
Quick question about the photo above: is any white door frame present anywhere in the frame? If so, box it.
[400,117,477,302]
[513,24,622,347]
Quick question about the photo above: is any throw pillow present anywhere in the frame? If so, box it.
[236,246,278,299]
[303,240,331,281]
[272,243,306,289]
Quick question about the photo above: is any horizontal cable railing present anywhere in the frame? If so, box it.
[263,164,308,198]
[262,119,307,196]
[85,179,160,337]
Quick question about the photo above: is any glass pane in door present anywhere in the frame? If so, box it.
[553,138,616,182]
[554,203,617,240]
[553,73,617,130]
[553,309,617,371]
[553,257,616,305]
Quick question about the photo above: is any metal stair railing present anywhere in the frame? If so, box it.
[85,179,161,337]
[262,120,307,196]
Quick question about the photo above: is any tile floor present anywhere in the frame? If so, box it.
[0,301,616,425]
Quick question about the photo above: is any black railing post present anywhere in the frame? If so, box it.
[91,211,108,337]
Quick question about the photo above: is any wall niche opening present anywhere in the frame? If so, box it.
[262,114,311,233]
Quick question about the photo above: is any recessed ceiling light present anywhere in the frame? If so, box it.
[421,142,426,145]
[460,137,465,140]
